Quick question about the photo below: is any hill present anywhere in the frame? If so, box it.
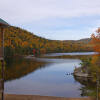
[3,26,93,57]
[63,38,91,44]
[77,38,92,43]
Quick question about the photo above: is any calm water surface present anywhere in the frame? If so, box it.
[44,52,96,56]
[4,52,93,97]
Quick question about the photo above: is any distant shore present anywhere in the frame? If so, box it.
[2,94,94,100]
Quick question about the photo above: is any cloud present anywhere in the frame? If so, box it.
[33,29,91,40]
[0,0,100,24]
[0,0,100,40]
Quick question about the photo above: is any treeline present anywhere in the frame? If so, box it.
[4,26,93,57]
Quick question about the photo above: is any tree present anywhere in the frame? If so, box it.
[91,28,100,54]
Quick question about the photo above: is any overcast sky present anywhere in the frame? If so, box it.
[0,0,100,40]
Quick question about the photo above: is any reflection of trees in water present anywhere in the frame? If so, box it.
[74,54,100,99]
[74,76,97,98]
[4,57,46,81]
[0,62,1,79]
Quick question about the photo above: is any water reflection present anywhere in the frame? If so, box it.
[74,76,96,97]
[74,54,100,99]
[4,57,84,97]
[4,53,98,98]
[5,57,46,81]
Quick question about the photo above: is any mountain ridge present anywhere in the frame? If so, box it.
[3,26,93,56]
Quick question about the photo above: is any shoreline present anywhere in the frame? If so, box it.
[1,94,94,100]
[74,67,92,78]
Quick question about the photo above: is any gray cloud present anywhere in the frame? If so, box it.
[1,0,100,40]
[0,0,100,24]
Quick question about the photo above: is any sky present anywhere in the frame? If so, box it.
[0,0,100,40]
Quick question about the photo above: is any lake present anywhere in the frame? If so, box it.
[4,52,95,97]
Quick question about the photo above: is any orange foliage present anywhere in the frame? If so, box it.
[91,28,100,53]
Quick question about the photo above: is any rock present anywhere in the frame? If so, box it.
[74,67,92,78]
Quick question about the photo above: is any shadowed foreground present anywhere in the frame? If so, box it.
[2,94,95,100]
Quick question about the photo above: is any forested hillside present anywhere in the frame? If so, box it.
[4,26,93,57]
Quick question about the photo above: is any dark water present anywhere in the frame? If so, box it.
[4,52,95,97]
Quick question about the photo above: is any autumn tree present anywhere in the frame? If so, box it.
[3,26,92,57]
[91,28,100,54]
